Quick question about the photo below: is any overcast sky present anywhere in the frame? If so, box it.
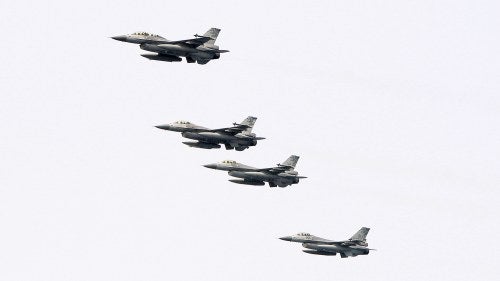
[1,0,499,280]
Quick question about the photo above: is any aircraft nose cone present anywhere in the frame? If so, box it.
[203,164,217,169]
[111,35,127,42]
[279,236,292,242]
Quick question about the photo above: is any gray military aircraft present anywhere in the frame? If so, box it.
[203,155,306,187]
[279,227,374,258]
[155,116,264,151]
[111,28,228,64]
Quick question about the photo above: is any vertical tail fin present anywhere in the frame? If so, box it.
[281,155,299,169]
[350,227,370,242]
[240,116,257,134]
[202,28,220,46]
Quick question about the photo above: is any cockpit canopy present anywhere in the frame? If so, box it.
[174,121,191,125]
[221,160,236,164]
[297,232,311,237]
[131,32,164,38]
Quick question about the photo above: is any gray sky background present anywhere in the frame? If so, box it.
[1,0,499,280]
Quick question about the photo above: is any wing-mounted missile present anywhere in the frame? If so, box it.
[276,163,295,169]
[232,122,250,128]
[182,141,221,149]
[194,34,212,39]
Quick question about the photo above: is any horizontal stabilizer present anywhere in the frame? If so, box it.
[211,49,230,53]
[278,174,307,179]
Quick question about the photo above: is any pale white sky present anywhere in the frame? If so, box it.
[1,1,499,280]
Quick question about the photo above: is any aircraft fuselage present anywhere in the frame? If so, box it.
[302,243,370,257]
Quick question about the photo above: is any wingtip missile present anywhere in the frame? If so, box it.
[232,122,250,128]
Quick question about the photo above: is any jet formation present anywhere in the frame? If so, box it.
[155,116,263,151]
[280,227,374,258]
[124,26,377,256]
[203,155,306,187]
[111,28,228,64]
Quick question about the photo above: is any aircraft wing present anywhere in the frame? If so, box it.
[255,166,291,174]
[322,241,345,245]
[323,240,362,246]
[207,124,252,135]
[162,36,211,47]
[256,162,298,173]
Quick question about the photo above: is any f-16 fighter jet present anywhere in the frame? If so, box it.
[155,116,264,151]
[203,155,306,187]
[279,227,375,258]
[111,28,228,64]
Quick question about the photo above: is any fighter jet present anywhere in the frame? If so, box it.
[203,155,306,187]
[111,28,228,64]
[155,116,264,151]
[279,227,374,258]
